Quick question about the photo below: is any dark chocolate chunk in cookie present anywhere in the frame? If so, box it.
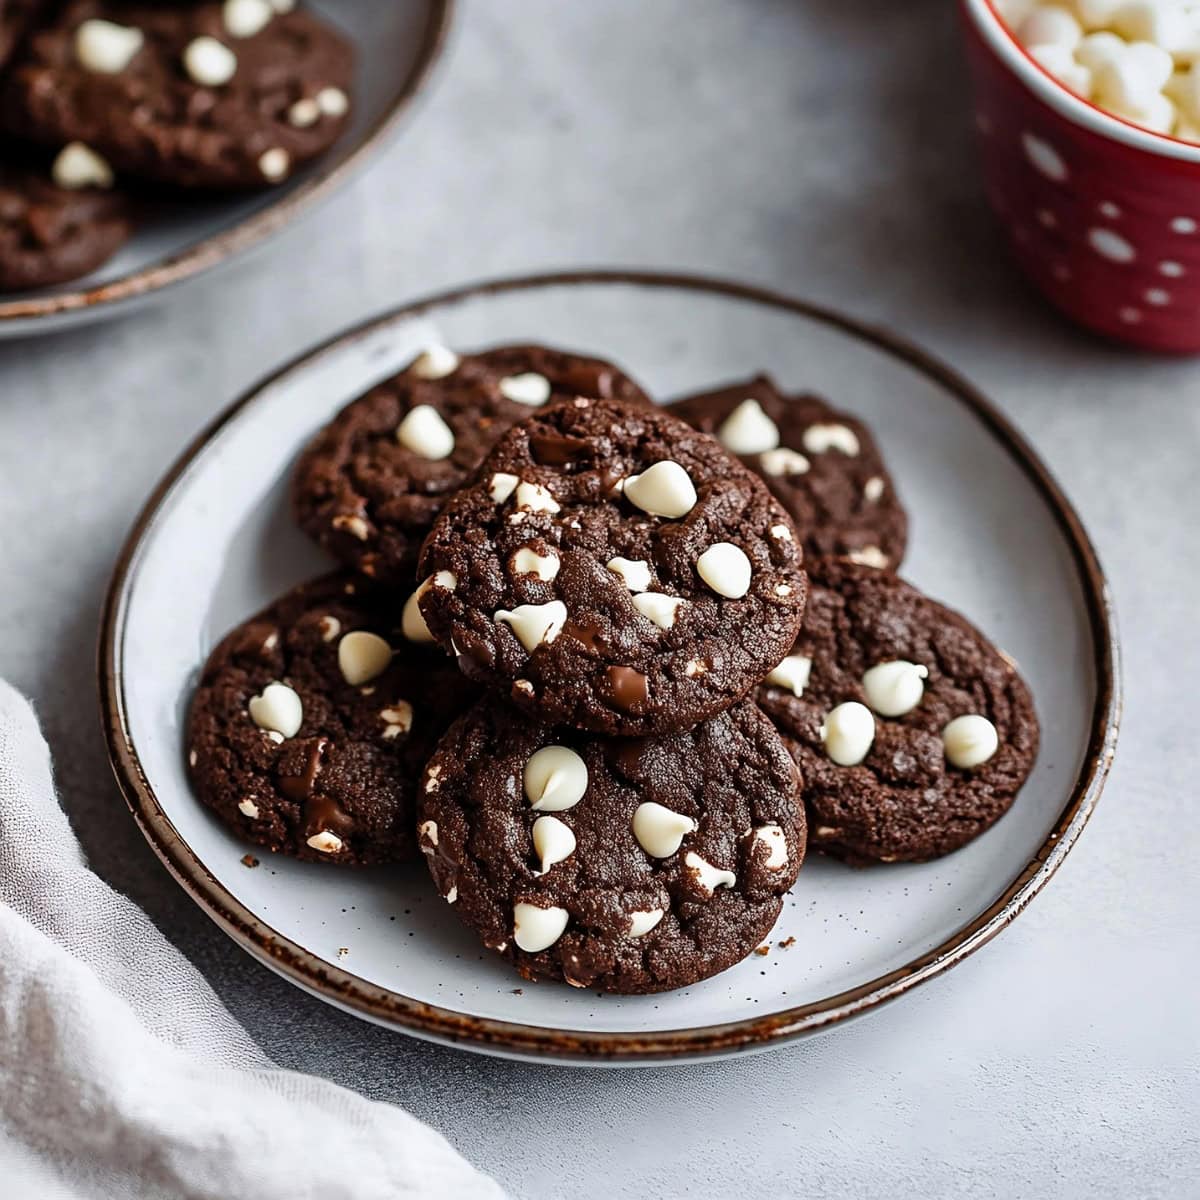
[187,574,477,866]
[418,698,805,994]
[416,398,807,736]
[670,375,908,569]
[3,1,354,190]
[0,161,131,290]
[756,558,1038,864]
[292,344,651,586]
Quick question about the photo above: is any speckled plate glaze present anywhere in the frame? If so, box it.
[0,0,451,338]
[99,271,1121,1065]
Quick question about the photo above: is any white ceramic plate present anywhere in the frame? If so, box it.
[0,0,451,338]
[99,271,1120,1065]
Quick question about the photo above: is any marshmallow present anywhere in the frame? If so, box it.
[513,902,569,952]
[495,601,567,652]
[524,745,588,811]
[716,398,780,455]
[632,802,697,858]
[942,714,1000,769]
[696,542,752,599]
[821,701,875,766]
[622,461,698,519]
[1030,43,1094,94]
[1016,6,1082,51]
[396,405,455,459]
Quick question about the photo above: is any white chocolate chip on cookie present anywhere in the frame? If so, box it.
[524,745,588,811]
[247,682,302,739]
[337,630,392,686]
[632,802,696,858]
[622,461,697,518]
[821,701,875,766]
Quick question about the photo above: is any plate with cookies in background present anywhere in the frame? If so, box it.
[0,0,450,336]
[99,270,1120,1064]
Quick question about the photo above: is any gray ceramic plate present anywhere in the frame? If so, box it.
[99,271,1121,1065]
[0,0,451,338]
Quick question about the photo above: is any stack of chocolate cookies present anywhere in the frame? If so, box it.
[0,0,355,291]
[187,344,1039,994]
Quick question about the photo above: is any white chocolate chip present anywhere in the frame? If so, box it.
[531,815,576,875]
[696,542,752,599]
[765,654,812,697]
[223,0,273,38]
[331,513,369,541]
[512,546,560,581]
[514,679,535,696]
[717,398,780,455]
[524,745,588,811]
[514,481,560,514]
[489,472,519,503]
[498,372,551,406]
[396,404,455,460]
[238,798,260,819]
[183,36,237,86]
[684,851,736,895]
[769,523,793,541]
[380,702,413,736]
[606,557,652,592]
[495,600,567,651]
[418,819,438,848]
[261,631,279,653]
[759,447,810,477]
[774,584,792,597]
[942,714,999,769]
[318,615,341,642]
[685,658,707,677]
[248,682,302,739]
[74,19,144,73]
[337,630,391,686]
[258,147,290,182]
[622,461,697,519]
[306,831,343,854]
[316,86,349,117]
[513,902,569,952]
[627,909,664,937]
[821,701,875,766]
[631,592,686,629]
[748,824,788,869]
[188,749,198,767]
[51,143,114,190]
[412,344,460,379]
[445,886,458,904]
[402,571,456,642]
[847,546,889,569]
[287,97,320,127]
[864,476,885,503]
[425,765,442,793]
[632,802,696,858]
[802,423,860,456]
[862,660,928,717]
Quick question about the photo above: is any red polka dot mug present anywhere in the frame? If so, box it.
[963,0,1200,352]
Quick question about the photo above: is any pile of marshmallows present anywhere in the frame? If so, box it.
[997,1,1200,138]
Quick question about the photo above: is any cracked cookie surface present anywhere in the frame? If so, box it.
[417,398,807,736]
[417,697,805,994]
[670,374,908,569]
[756,558,1038,864]
[187,573,476,866]
[292,344,651,585]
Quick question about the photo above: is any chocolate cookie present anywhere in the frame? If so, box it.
[670,375,908,569]
[292,344,651,586]
[418,698,805,994]
[0,161,131,290]
[416,398,808,736]
[0,0,48,71]
[3,1,354,190]
[187,574,476,866]
[756,558,1038,864]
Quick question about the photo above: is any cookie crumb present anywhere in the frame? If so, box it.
[241,854,259,868]
[754,944,770,956]
[337,947,349,959]
[780,936,796,949]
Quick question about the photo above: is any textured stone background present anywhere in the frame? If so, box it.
[0,2,1196,1196]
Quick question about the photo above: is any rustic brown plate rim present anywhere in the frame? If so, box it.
[0,0,453,325]
[97,269,1122,1064]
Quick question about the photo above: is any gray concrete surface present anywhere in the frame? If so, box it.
[1,2,1196,1197]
